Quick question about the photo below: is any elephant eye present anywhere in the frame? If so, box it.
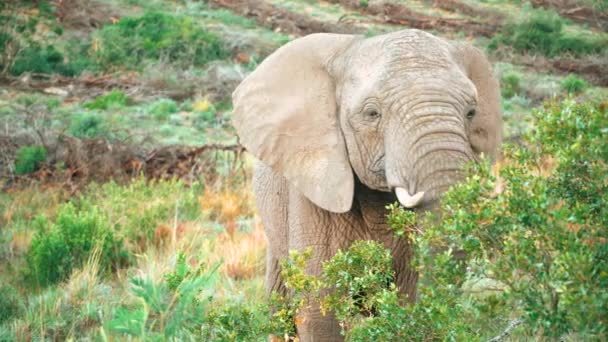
[466,109,476,119]
[367,110,380,118]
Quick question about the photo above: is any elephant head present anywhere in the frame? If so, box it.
[232,30,501,213]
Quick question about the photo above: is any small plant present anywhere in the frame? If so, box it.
[149,98,179,120]
[560,74,588,94]
[0,283,24,324]
[92,12,229,70]
[26,203,128,286]
[359,0,369,7]
[501,72,522,98]
[108,256,219,339]
[490,8,607,57]
[84,90,132,110]
[14,145,47,175]
[68,112,110,139]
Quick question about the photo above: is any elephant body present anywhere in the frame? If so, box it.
[255,161,416,340]
[232,29,502,341]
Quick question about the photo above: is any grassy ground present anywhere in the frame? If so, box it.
[0,0,607,339]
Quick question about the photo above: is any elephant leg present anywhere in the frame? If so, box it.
[253,162,290,296]
[288,191,356,342]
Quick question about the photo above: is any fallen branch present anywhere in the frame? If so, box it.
[327,0,499,37]
[208,0,364,36]
[487,319,524,342]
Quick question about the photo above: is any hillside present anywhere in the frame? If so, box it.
[0,0,606,340]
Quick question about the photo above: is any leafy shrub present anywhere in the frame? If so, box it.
[149,98,179,120]
[68,112,110,139]
[92,12,229,70]
[202,301,272,341]
[0,283,24,324]
[275,99,608,340]
[490,9,607,57]
[26,203,128,286]
[560,74,589,94]
[80,178,201,244]
[501,71,522,98]
[14,145,47,175]
[84,90,132,110]
[107,250,273,341]
[10,44,90,77]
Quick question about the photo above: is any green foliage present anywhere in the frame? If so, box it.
[273,99,607,340]
[359,0,369,7]
[149,98,179,120]
[321,241,394,324]
[68,112,110,139]
[274,248,321,338]
[26,203,128,286]
[501,71,522,98]
[410,99,608,339]
[80,178,201,243]
[560,74,589,94]
[202,302,272,341]
[92,12,229,70]
[84,90,132,110]
[0,283,24,324]
[490,9,607,57]
[14,145,47,175]
[10,43,91,77]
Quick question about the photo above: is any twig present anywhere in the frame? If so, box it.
[487,319,524,342]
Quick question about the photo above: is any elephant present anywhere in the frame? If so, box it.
[231,29,502,341]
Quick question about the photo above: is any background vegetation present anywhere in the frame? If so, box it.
[0,0,606,340]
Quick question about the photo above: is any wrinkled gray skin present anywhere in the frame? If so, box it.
[232,29,502,341]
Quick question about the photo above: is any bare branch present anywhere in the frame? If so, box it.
[487,319,524,342]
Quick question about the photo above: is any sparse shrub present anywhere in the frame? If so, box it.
[490,8,607,57]
[149,98,179,120]
[92,12,229,70]
[108,255,217,340]
[84,90,131,110]
[560,74,588,94]
[202,301,272,341]
[81,178,201,245]
[14,145,47,175]
[0,283,24,324]
[10,43,91,77]
[501,71,522,98]
[68,112,110,139]
[26,203,128,286]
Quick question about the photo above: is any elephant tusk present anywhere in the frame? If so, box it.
[395,187,425,208]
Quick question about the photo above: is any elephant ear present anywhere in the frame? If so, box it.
[451,43,502,160]
[232,33,357,213]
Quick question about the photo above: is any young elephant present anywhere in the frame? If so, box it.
[232,29,502,341]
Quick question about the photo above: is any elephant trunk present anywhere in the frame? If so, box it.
[385,108,475,207]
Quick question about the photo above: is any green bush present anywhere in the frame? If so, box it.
[0,283,24,324]
[149,98,179,120]
[275,99,608,340]
[410,99,607,339]
[10,44,90,77]
[560,74,589,94]
[501,71,522,98]
[14,145,47,175]
[84,90,132,110]
[490,9,607,57]
[92,12,229,70]
[26,203,128,286]
[80,178,201,243]
[107,251,273,341]
[68,112,110,139]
